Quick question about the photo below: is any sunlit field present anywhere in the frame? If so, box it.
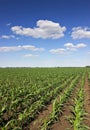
[0,67,90,130]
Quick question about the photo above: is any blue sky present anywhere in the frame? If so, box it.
[0,0,90,67]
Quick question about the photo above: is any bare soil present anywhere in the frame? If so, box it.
[50,100,73,130]
[24,75,90,130]
[83,74,90,128]
[50,82,80,130]
[24,103,53,130]
[24,80,74,130]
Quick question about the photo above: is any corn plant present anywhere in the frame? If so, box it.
[68,72,90,130]
[41,75,80,130]
[0,67,86,130]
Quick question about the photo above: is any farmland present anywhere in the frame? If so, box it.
[0,67,90,130]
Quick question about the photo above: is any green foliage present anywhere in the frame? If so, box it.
[0,67,88,129]
[68,72,90,130]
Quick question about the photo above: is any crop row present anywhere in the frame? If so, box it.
[68,71,89,130]
[41,74,80,130]
[0,67,86,130]
[0,73,77,129]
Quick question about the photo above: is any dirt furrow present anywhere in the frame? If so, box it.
[24,78,75,130]
[50,82,80,130]
[24,103,52,130]
[50,100,73,130]
[83,74,90,128]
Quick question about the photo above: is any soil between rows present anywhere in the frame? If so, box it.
[51,74,90,130]
[50,80,80,130]
[24,78,81,130]
[83,74,90,128]
[23,78,74,130]
[24,74,90,130]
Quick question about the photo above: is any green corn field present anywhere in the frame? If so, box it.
[0,67,90,130]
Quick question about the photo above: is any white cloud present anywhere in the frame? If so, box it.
[71,27,90,39]
[24,54,38,58]
[76,43,87,48]
[50,48,66,54]
[1,35,10,39]
[64,43,76,51]
[0,35,19,40]
[50,43,87,55]
[0,35,15,39]
[22,45,44,51]
[6,23,11,26]
[0,45,45,52]
[0,46,21,52]
[64,43,87,51]
[11,20,66,39]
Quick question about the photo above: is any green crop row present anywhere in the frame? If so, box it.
[41,74,80,130]
[0,67,86,130]
[1,72,76,129]
[69,71,90,130]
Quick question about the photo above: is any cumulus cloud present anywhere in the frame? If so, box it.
[64,43,87,51]
[76,43,87,48]
[0,46,21,52]
[0,45,45,52]
[50,43,87,55]
[11,20,66,39]
[64,43,76,51]
[0,35,19,40]
[24,54,38,58]
[0,35,15,39]
[50,48,66,54]
[71,27,90,39]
